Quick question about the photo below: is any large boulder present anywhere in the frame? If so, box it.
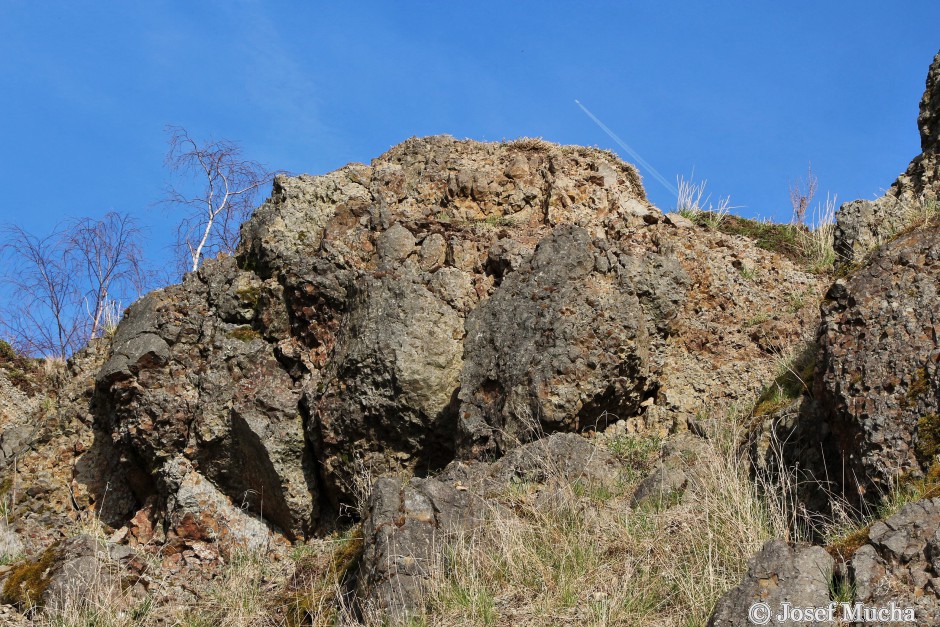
[458,224,685,456]
[707,540,834,627]
[356,476,480,620]
[1,534,144,613]
[93,135,822,545]
[816,225,940,498]
[96,257,315,541]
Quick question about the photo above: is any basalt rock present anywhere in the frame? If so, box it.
[850,497,940,624]
[458,223,682,456]
[96,257,315,541]
[835,50,940,264]
[712,498,940,625]
[92,135,821,547]
[816,226,940,499]
[707,540,834,627]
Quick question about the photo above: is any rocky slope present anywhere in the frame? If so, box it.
[1,49,939,626]
[0,135,822,622]
[714,49,940,626]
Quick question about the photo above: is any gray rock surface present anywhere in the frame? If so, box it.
[832,196,909,263]
[96,257,315,540]
[356,476,481,620]
[817,226,940,498]
[892,50,940,205]
[458,224,681,456]
[0,522,23,562]
[41,534,144,613]
[162,456,279,553]
[850,497,940,625]
[707,540,834,627]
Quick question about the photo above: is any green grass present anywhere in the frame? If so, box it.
[751,343,816,419]
[826,466,940,561]
[744,313,770,327]
[608,433,663,482]
[226,326,261,342]
[689,212,837,274]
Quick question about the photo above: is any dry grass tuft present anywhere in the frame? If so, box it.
[401,421,793,626]
[797,193,837,273]
[676,174,735,229]
[178,549,291,627]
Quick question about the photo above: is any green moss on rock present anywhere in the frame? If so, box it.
[1,544,60,609]
[226,326,261,342]
[235,285,262,307]
[826,525,871,562]
[905,366,932,408]
[916,413,940,467]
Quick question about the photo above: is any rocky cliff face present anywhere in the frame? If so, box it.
[763,51,940,504]
[713,49,940,626]
[5,50,940,625]
[817,227,940,497]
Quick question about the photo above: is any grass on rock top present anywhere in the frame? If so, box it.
[686,211,834,273]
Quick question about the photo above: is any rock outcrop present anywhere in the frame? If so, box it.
[892,50,940,205]
[707,540,834,627]
[817,227,940,498]
[95,261,315,541]
[91,135,820,548]
[712,50,940,626]
[834,51,940,263]
[754,49,940,508]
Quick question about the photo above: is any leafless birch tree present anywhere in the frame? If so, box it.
[0,225,82,358]
[163,126,274,273]
[68,212,147,339]
[0,213,149,358]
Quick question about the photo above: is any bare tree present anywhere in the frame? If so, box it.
[0,213,149,358]
[0,225,82,359]
[788,163,818,225]
[163,125,275,273]
[68,212,148,340]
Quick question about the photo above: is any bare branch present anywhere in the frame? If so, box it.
[67,212,147,339]
[0,213,151,358]
[788,163,818,226]
[0,224,82,358]
[162,125,275,273]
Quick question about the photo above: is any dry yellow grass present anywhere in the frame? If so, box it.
[388,421,795,627]
[16,415,802,627]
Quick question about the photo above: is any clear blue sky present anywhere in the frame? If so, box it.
[1,1,938,267]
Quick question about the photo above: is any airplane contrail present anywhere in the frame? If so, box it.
[575,99,678,198]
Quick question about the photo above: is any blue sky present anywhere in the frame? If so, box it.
[1,1,938,269]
